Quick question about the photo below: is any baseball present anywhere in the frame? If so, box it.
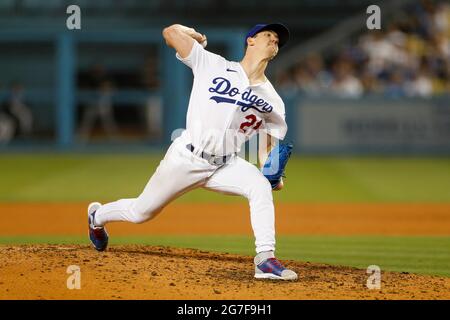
[201,39,207,48]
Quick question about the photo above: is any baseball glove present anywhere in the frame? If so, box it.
[261,142,293,189]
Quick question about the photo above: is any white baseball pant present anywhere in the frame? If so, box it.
[94,135,276,253]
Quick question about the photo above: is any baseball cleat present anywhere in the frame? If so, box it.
[88,202,109,252]
[254,257,298,281]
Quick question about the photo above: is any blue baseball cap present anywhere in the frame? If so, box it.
[245,23,290,49]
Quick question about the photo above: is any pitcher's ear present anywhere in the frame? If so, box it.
[247,36,256,47]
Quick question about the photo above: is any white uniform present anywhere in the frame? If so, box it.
[95,41,288,253]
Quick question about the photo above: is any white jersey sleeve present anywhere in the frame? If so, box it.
[260,81,287,141]
[264,103,287,141]
[176,41,225,75]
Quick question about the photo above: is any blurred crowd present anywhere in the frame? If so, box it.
[276,0,450,99]
[0,83,33,143]
[76,53,162,142]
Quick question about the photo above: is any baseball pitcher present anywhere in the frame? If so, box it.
[88,23,297,280]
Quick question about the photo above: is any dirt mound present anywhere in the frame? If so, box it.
[0,245,449,300]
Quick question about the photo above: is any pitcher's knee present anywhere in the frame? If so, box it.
[129,205,161,224]
[247,178,273,201]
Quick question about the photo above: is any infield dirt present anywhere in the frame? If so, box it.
[0,202,449,299]
[1,244,450,300]
[1,202,450,235]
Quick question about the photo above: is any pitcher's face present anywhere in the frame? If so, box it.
[251,30,279,60]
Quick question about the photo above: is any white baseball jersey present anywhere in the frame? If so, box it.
[176,41,287,156]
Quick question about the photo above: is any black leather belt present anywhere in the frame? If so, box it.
[186,144,234,165]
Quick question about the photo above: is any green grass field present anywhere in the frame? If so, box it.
[1,154,449,277]
[0,154,449,202]
[1,235,449,277]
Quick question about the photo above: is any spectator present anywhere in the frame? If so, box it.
[406,66,434,98]
[330,60,363,98]
[142,53,163,139]
[3,82,33,137]
[275,70,298,97]
[293,64,317,95]
[304,53,333,93]
[385,70,407,98]
[79,64,118,141]
[0,84,14,144]
[360,69,383,96]
[433,1,449,34]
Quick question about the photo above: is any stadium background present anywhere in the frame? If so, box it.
[0,0,449,299]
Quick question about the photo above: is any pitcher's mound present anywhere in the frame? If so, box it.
[0,245,448,299]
